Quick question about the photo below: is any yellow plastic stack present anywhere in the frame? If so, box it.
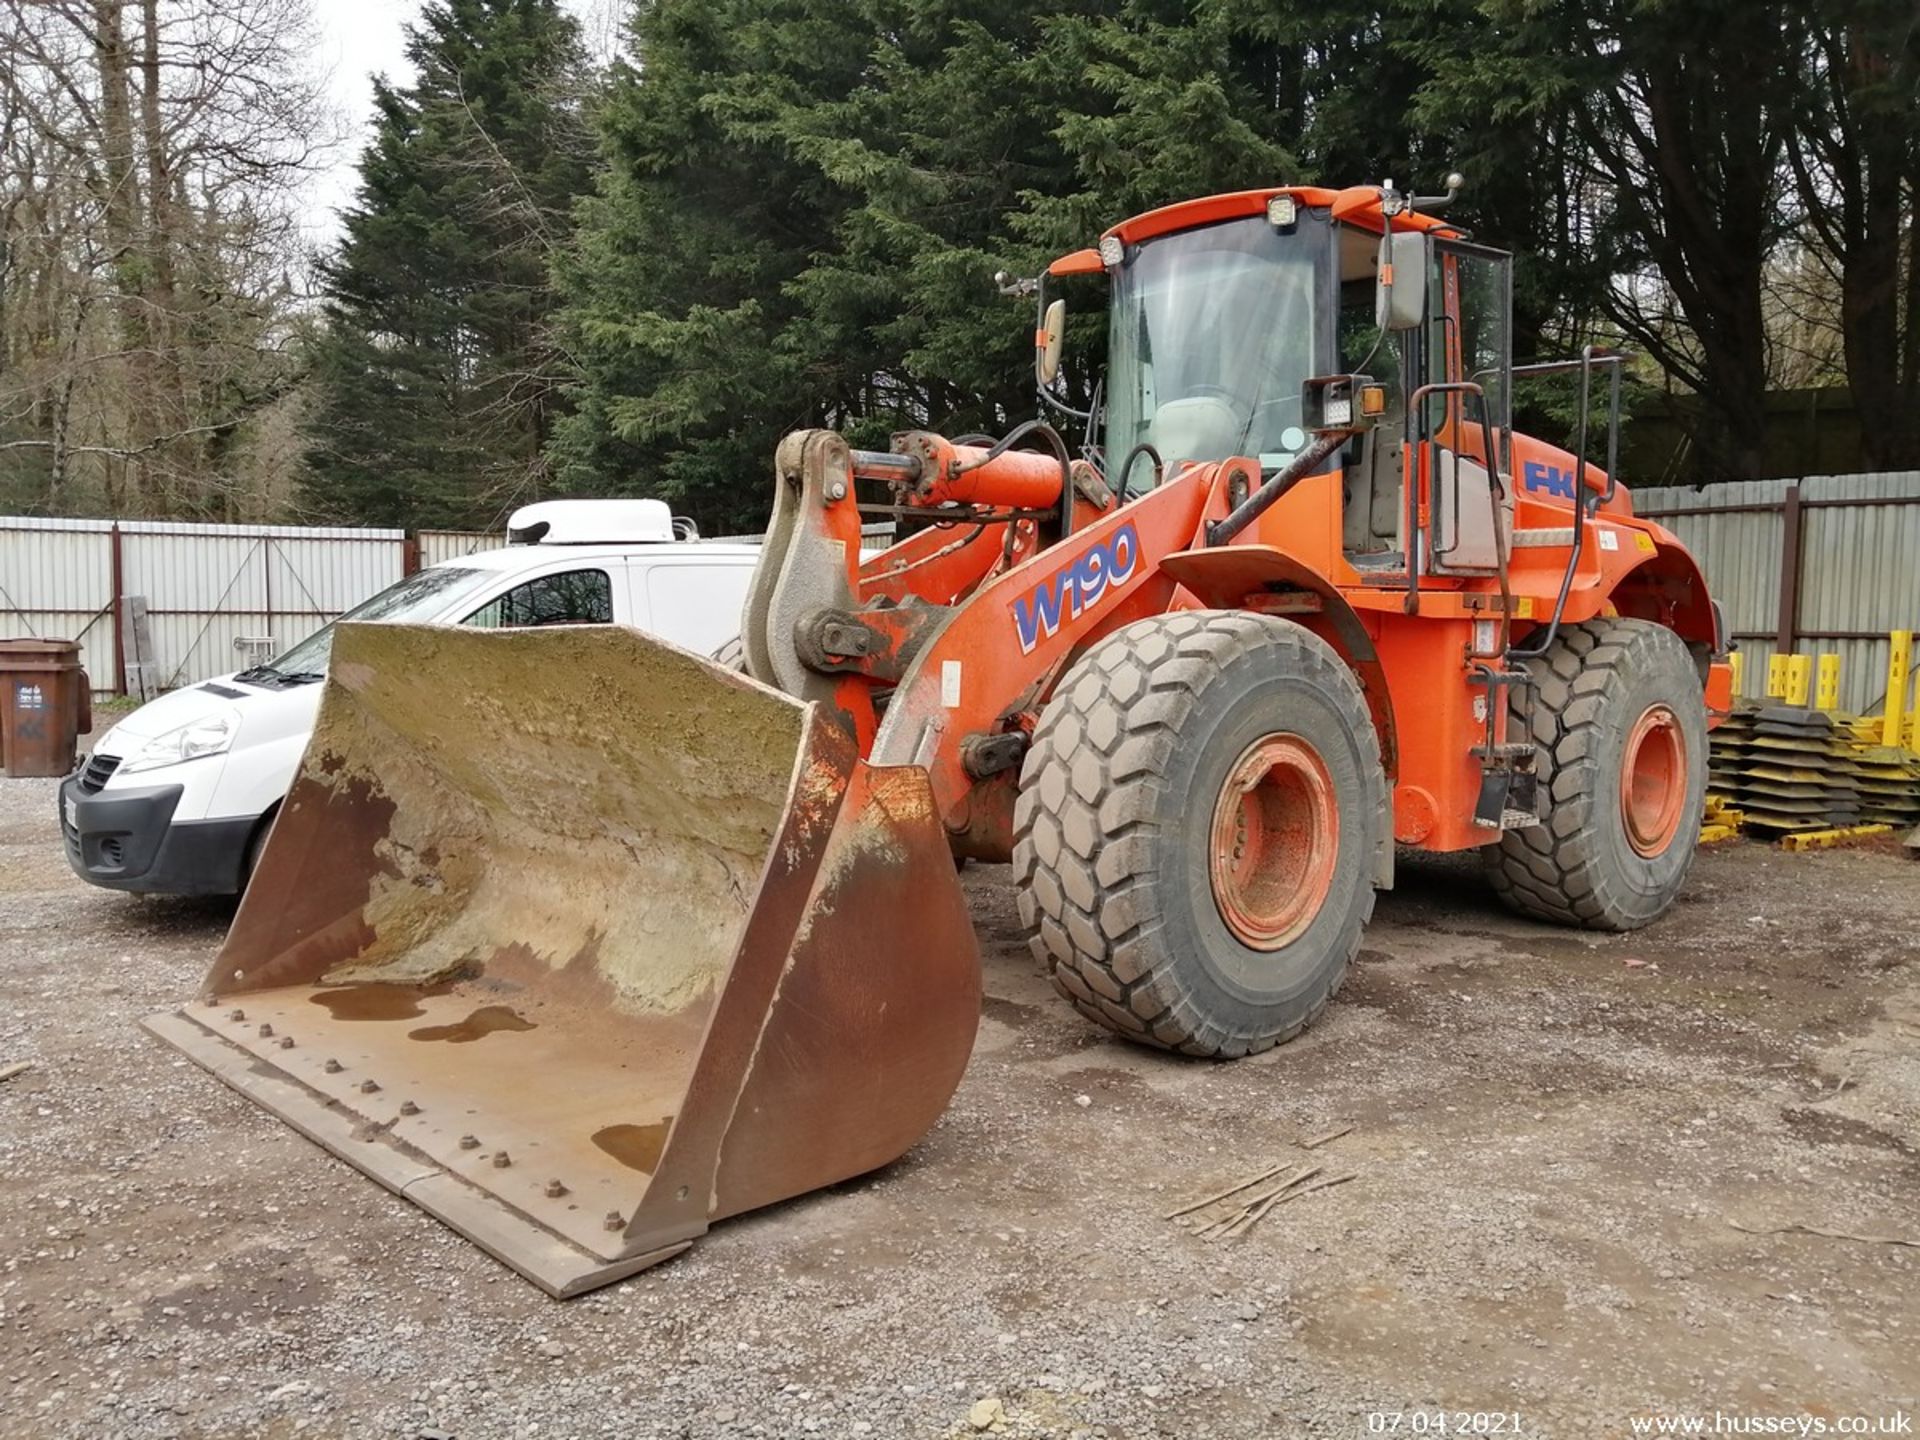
[1707,633,1920,848]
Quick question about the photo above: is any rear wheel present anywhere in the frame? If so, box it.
[1012,611,1386,1057]
[1488,618,1706,930]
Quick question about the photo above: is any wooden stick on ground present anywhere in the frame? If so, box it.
[0,1061,32,1084]
[1300,1124,1353,1150]
[1229,1172,1357,1240]
[1164,1161,1291,1220]
[1207,1167,1325,1242]
[1728,1219,1919,1250]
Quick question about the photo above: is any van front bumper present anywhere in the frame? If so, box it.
[59,774,253,896]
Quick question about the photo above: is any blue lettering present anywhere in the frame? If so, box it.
[1522,460,1576,500]
[1013,582,1069,654]
[1012,522,1143,654]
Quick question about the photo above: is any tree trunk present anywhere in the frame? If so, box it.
[1833,19,1920,472]
[89,0,154,508]
[137,0,188,496]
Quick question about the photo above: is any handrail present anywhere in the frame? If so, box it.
[1507,345,1627,659]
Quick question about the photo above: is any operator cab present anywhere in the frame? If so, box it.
[1049,182,1516,581]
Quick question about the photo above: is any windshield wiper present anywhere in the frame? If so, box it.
[235,663,325,688]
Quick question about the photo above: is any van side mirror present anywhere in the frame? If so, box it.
[1375,231,1428,332]
[1037,299,1067,385]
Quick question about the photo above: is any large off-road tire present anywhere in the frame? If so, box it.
[1488,617,1707,930]
[1012,611,1386,1057]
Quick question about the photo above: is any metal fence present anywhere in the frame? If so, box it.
[416,529,506,567]
[1,516,892,698]
[0,517,405,699]
[1635,472,1920,714]
[8,488,1912,710]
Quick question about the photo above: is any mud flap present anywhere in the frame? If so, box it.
[145,623,981,1297]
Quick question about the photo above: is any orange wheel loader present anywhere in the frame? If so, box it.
[147,178,1733,1295]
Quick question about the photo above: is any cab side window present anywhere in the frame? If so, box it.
[463,568,613,629]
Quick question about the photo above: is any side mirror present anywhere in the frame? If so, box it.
[1037,298,1066,386]
[1375,231,1428,332]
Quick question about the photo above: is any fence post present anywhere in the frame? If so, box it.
[1774,482,1803,656]
[109,522,127,697]
[403,533,421,576]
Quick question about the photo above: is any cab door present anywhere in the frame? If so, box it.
[1420,239,1513,576]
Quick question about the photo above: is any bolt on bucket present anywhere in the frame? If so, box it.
[144,622,980,1297]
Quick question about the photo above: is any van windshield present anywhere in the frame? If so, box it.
[246,565,495,683]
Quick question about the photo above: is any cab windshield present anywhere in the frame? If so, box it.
[1104,213,1326,494]
[251,564,496,682]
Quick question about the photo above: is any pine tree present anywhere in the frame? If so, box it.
[303,0,593,530]
[552,0,1648,533]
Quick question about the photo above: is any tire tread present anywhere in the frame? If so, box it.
[1013,612,1385,1057]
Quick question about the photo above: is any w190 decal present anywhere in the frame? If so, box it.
[1011,522,1141,655]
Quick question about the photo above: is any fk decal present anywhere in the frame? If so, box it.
[1522,460,1577,499]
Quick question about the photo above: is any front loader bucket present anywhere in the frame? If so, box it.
[144,623,980,1297]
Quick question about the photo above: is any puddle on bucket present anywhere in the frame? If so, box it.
[408,1005,536,1044]
[308,982,454,1022]
[593,1120,673,1175]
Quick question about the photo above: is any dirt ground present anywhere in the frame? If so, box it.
[2,770,1917,1440]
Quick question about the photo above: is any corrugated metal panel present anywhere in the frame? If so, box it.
[0,519,117,694]
[117,528,405,688]
[1798,472,1920,715]
[8,486,1915,711]
[1633,474,1920,712]
[418,530,507,567]
[1,516,407,696]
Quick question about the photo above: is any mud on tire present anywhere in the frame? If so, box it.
[1012,611,1387,1057]
[1488,617,1707,931]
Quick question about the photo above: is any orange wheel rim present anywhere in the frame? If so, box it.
[1208,734,1339,951]
[1620,703,1685,858]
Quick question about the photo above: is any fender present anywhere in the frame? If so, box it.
[1157,546,1399,781]
[1157,545,1399,893]
[1604,523,1717,652]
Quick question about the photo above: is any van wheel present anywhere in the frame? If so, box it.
[240,807,278,895]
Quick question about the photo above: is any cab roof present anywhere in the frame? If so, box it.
[1100,185,1464,248]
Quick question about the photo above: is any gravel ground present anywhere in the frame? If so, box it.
[2,769,1917,1439]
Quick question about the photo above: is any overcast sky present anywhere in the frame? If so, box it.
[303,0,617,250]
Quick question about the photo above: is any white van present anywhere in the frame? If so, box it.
[59,500,757,897]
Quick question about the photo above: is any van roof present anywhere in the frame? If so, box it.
[429,541,761,574]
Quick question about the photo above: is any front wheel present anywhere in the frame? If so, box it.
[1012,612,1386,1057]
[1488,618,1707,930]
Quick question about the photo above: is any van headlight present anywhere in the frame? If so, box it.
[120,711,240,774]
